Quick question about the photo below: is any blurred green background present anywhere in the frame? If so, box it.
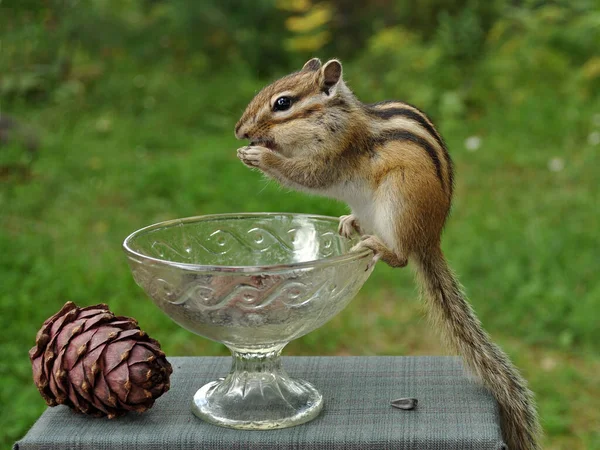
[1,0,599,448]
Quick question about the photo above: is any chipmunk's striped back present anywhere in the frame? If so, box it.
[364,100,453,199]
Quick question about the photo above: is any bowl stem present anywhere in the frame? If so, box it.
[191,345,323,429]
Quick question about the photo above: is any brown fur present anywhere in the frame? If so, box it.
[235,58,541,450]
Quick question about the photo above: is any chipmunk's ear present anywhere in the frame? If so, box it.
[320,59,342,95]
[302,58,322,72]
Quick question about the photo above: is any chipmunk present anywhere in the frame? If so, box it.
[235,58,541,450]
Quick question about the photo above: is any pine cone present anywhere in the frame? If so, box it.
[30,301,173,418]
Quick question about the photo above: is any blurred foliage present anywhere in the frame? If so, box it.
[353,0,600,118]
[1,1,600,449]
[2,0,599,115]
[278,0,333,52]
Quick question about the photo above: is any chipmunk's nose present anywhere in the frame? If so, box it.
[234,122,248,140]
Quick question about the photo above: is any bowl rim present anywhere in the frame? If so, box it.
[122,212,373,273]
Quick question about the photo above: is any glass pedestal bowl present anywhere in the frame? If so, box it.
[122,213,374,430]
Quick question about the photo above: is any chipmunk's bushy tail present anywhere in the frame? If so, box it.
[414,247,541,450]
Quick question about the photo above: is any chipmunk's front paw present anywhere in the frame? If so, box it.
[237,145,271,169]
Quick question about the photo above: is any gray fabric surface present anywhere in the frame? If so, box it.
[15,356,506,449]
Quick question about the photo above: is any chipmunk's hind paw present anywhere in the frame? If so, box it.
[338,214,361,238]
[351,235,407,269]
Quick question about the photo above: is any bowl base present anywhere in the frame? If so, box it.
[191,377,323,430]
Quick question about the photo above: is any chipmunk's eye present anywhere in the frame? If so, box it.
[273,96,292,112]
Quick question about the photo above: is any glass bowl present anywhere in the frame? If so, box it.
[122,213,374,429]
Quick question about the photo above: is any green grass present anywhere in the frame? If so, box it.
[1,72,599,449]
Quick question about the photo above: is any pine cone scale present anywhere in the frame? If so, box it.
[50,350,68,397]
[81,312,113,331]
[64,328,97,371]
[114,329,145,341]
[128,362,153,386]
[104,339,137,373]
[129,342,161,362]
[70,359,94,403]
[87,326,127,352]
[94,371,117,407]
[105,361,131,403]
[48,368,66,404]
[127,383,152,405]
[54,317,86,353]
[49,308,77,340]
